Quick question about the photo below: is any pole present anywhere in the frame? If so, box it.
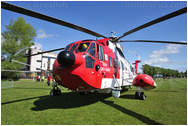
[33,71,34,82]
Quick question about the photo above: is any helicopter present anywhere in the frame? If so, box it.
[1,2,187,100]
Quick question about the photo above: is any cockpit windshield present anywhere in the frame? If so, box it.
[69,44,78,52]
[76,42,90,52]
[64,45,72,51]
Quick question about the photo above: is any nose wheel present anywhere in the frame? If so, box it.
[50,84,61,97]
[135,91,146,100]
[135,87,147,100]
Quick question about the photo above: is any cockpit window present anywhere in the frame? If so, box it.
[128,61,134,74]
[76,42,90,52]
[97,44,104,61]
[87,43,96,58]
[64,45,72,51]
[69,44,78,52]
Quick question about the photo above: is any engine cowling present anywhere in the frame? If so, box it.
[132,74,157,90]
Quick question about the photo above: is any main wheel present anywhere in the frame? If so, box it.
[50,90,55,97]
[135,91,139,99]
[79,92,87,95]
[140,92,146,100]
[57,89,61,95]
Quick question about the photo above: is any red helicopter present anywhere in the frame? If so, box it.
[2,2,187,100]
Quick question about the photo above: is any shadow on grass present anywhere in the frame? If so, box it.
[31,92,112,111]
[120,94,136,100]
[2,87,162,125]
[31,91,162,124]
[101,100,162,125]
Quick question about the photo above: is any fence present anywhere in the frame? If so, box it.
[1,70,52,82]
[1,80,13,88]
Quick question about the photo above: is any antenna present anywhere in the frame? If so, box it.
[109,31,117,37]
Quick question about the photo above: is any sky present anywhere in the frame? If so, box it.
[1,1,187,72]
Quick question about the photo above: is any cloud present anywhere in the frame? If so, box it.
[128,50,137,54]
[37,29,59,39]
[31,43,42,49]
[145,57,170,64]
[145,44,183,65]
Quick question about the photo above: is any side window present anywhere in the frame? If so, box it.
[118,61,121,69]
[87,43,95,58]
[121,61,124,70]
[130,65,134,73]
[124,65,127,70]
[113,58,117,68]
[85,55,95,68]
[97,44,104,61]
[109,56,112,67]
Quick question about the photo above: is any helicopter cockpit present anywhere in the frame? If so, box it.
[76,43,90,52]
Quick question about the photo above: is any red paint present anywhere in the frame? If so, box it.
[53,38,155,92]
[132,74,156,90]
[133,60,140,75]
[53,38,119,91]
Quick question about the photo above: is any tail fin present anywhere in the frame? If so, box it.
[133,60,141,75]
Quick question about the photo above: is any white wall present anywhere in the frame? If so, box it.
[29,48,57,71]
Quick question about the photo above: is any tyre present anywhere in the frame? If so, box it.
[57,89,61,95]
[50,90,54,97]
[140,92,146,100]
[79,92,87,95]
[135,92,139,99]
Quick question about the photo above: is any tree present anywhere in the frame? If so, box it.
[142,64,150,75]
[142,64,183,78]
[1,17,36,79]
[184,70,187,77]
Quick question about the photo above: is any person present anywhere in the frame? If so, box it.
[41,74,45,82]
[52,76,55,87]
[36,75,39,82]
[47,75,51,86]
[38,75,40,82]
[77,43,88,52]
[163,76,165,81]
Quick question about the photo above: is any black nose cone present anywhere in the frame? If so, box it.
[57,51,75,67]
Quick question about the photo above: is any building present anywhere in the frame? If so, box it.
[24,48,58,72]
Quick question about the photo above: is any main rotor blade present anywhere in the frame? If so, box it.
[26,47,65,57]
[119,40,187,45]
[1,1,107,38]
[118,7,187,40]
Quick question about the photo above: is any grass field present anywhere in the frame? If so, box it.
[1,78,187,125]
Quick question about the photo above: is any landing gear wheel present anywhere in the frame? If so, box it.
[57,89,61,95]
[50,90,55,97]
[50,84,61,97]
[135,91,139,99]
[79,92,88,95]
[140,92,146,100]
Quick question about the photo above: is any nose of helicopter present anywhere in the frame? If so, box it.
[57,51,75,67]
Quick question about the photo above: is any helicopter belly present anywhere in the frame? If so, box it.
[55,68,97,90]
[61,73,95,91]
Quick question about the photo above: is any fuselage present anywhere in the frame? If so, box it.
[53,38,136,91]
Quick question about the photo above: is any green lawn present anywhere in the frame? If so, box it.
[1,78,187,125]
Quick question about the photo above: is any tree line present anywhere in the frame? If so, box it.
[142,64,187,78]
[1,17,36,80]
